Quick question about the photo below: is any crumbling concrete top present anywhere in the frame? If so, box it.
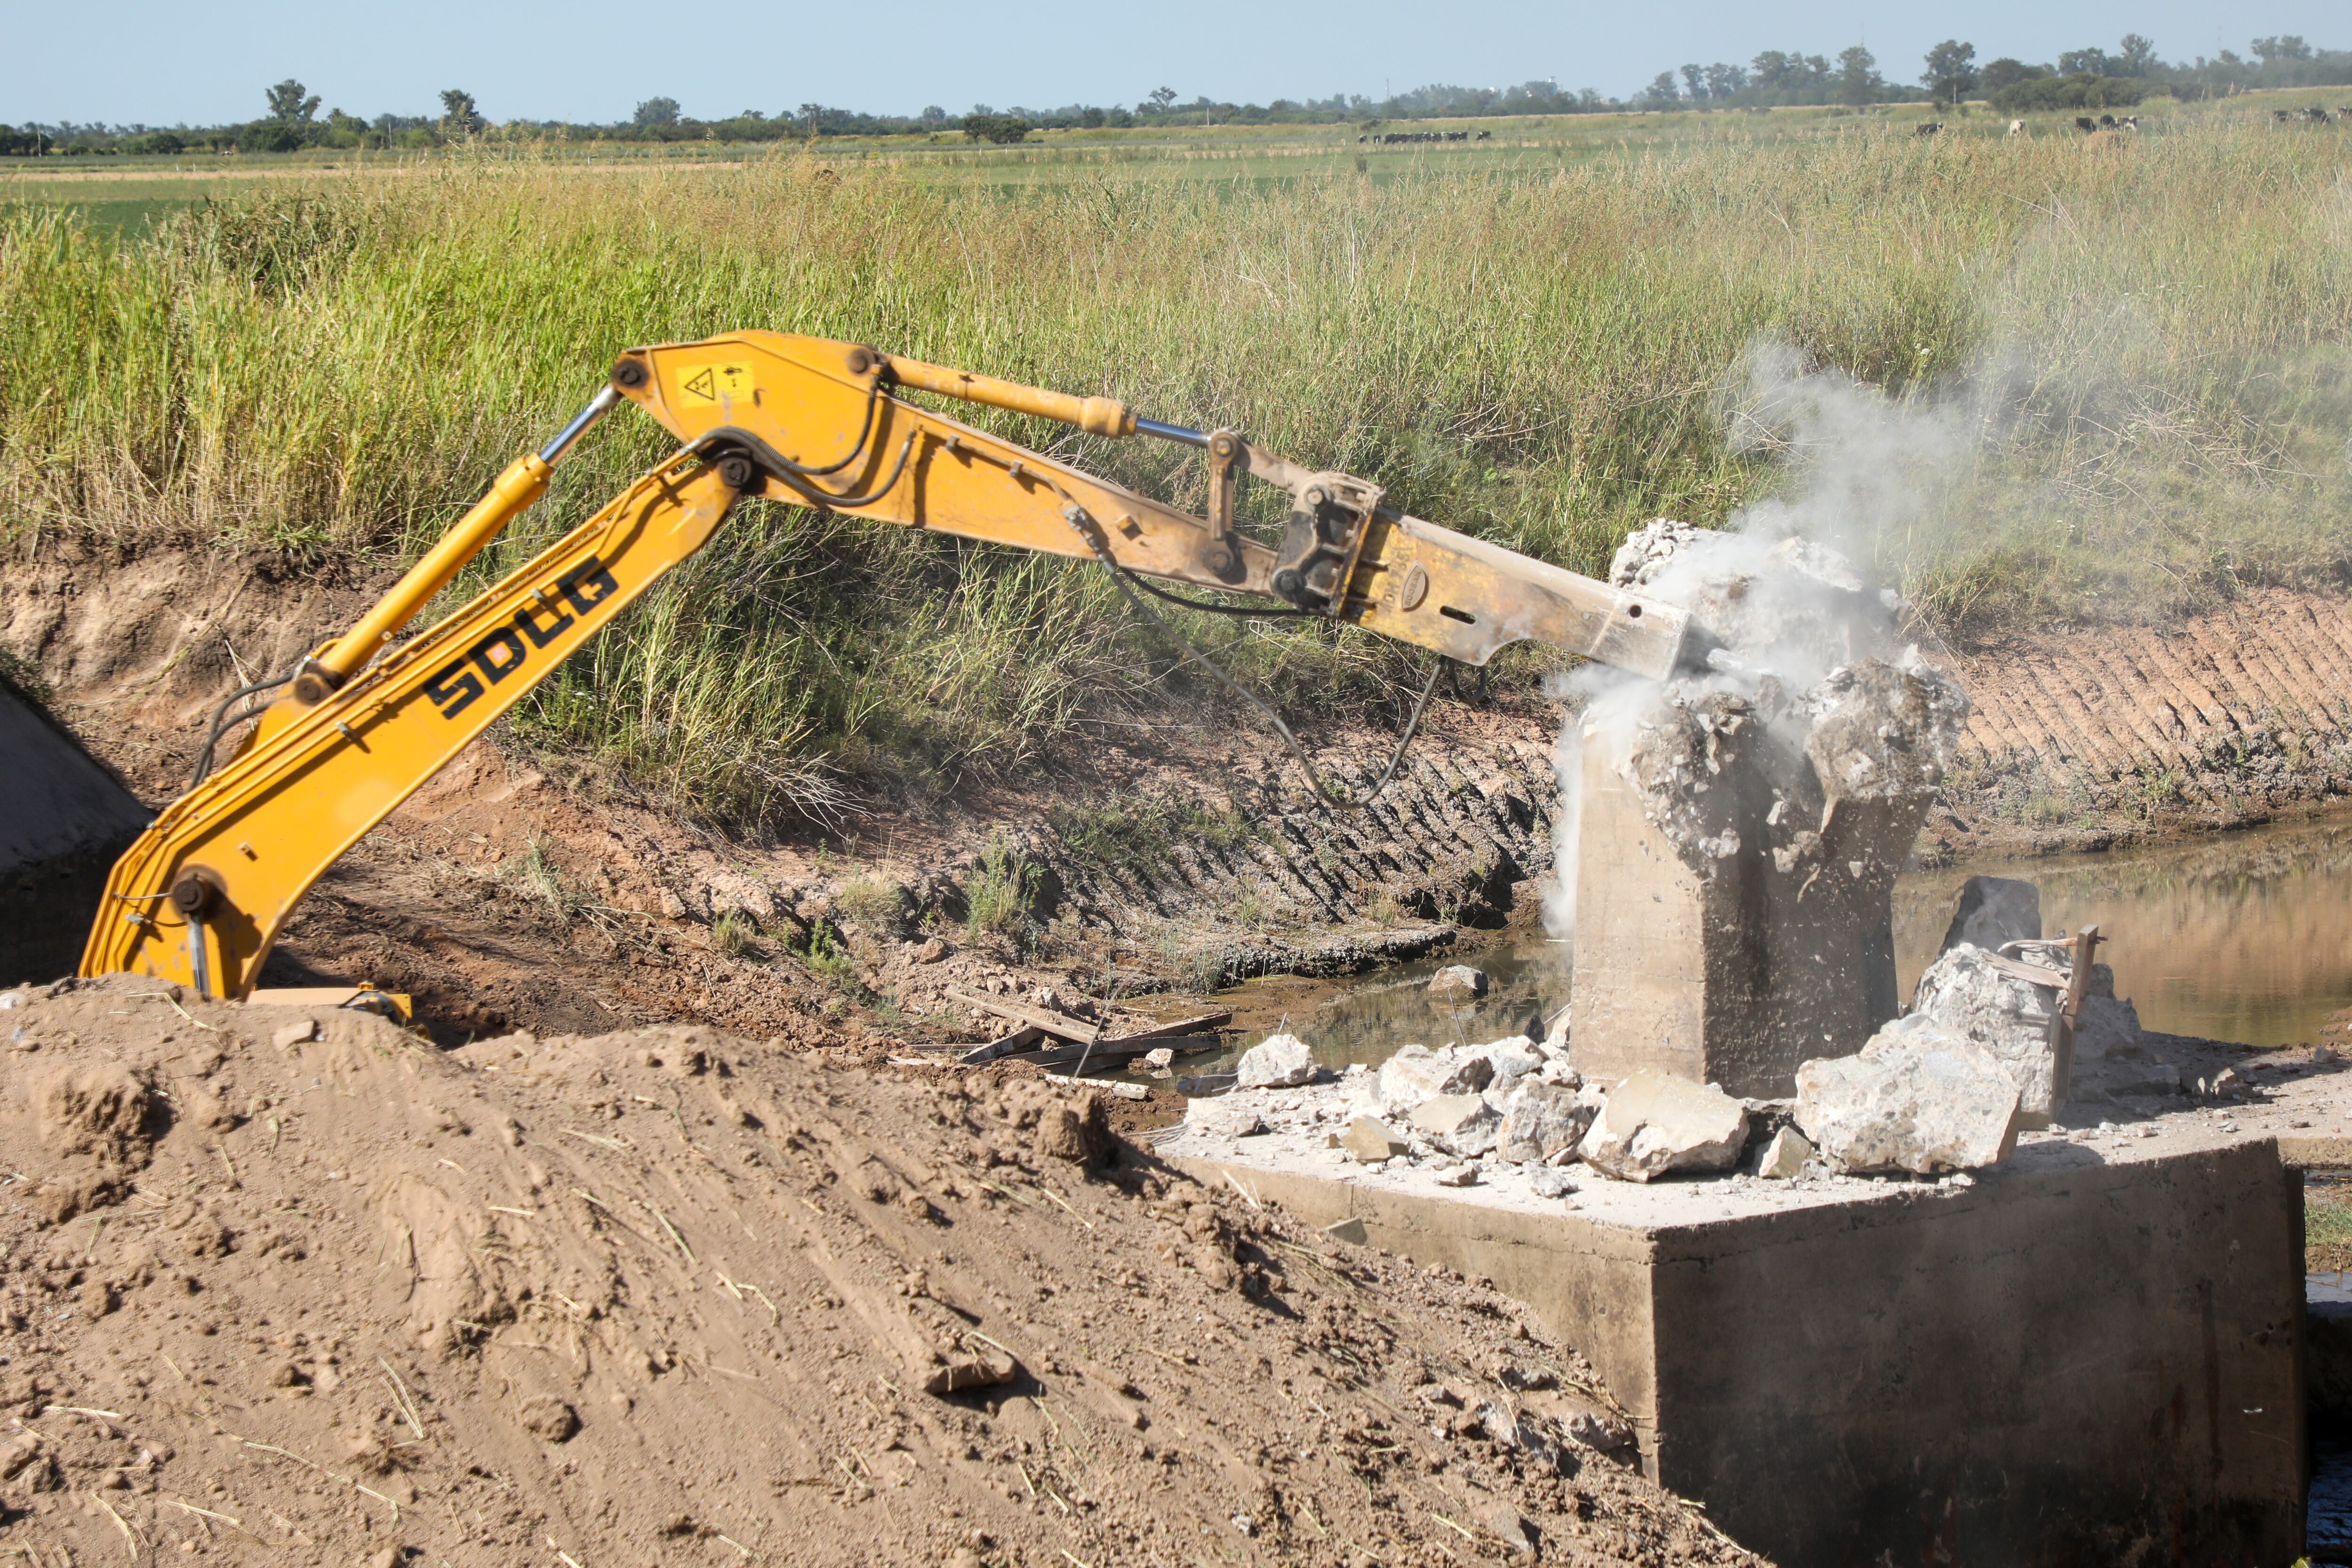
[1155,1039,2350,1235]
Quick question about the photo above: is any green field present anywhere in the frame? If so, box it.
[4,96,2350,827]
[14,85,2352,226]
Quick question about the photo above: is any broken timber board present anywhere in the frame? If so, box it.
[945,989,1101,1045]
[957,1025,1045,1065]
[991,1035,1223,1071]
[1100,1011,1232,1044]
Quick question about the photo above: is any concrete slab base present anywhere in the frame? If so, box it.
[1174,1137,2306,1567]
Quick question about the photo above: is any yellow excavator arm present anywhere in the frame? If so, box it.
[80,331,1706,999]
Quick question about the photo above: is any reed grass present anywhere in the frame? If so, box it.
[2,120,2348,828]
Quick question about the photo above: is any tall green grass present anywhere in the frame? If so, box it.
[3,122,2349,827]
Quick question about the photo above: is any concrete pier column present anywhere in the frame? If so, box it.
[1568,715,1912,1099]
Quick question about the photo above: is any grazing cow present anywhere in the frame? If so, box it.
[2007,119,2025,137]
[2273,109,2296,123]
[1475,129,1492,140]
[2098,114,2116,127]
[2117,116,2141,129]
[2075,116,2098,133]
[2304,106,2334,123]
[1914,122,1941,137]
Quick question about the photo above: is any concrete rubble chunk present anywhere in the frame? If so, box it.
[1407,1093,1501,1156]
[1794,1014,2021,1175]
[1472,1037,1545,1092]
[1184,1097,1268,1140]
[1527,1166,1577,1199]
[1321,1216,1368,1245]
[1376,1043,1493,1114]
[1575,523,1971,1100]
[1495,1082,1596,1165]
[1235,1033,1317,1089]
[2071,996,2145,1062]
[1938,875,2042,957]
[1339,1116,1410,1163]
[1430,1161,1480,1187]
[1756,1124,1814,1179]
[1575,1070,1749,1182]
[1426,965,1488,1003]
[1910,942,2065,1125]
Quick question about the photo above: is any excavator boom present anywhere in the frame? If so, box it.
[80,331,1703,1000]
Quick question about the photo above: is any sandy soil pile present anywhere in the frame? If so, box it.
[0,976,1763,1566]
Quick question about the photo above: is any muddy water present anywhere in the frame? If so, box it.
[1190,813,2352,1074]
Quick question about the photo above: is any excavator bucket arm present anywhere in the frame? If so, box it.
[613,332,1703,678]
[79,331,1704,998]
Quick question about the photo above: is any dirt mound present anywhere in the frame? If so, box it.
[0,976,1763,1565]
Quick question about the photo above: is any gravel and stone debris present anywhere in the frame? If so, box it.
[1909,944,2066,1125]
[1575,1070,1751,1182]
[1233,1030,1317,1088]
[1795,1014,2022,1174]
[1756,1124,1816,1180]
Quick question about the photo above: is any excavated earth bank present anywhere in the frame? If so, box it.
[0,976,1760,1566]
[11,547,2352,1043]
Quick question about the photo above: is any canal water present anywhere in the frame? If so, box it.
[1190,813,2352,1072]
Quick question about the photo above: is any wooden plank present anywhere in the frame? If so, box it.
[945,988,1101,1045]
[956,1025,1045,1065]
[992,1035,1223,1071]
[1101,1011,1232,1045]
[1981,954,2067,991]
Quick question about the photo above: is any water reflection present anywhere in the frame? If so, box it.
[1893,816,2352,1048]
[1199,814,2352,1072]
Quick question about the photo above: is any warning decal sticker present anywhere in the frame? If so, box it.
[680,363,755,404]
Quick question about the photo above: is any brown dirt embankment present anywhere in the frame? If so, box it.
[0,547,1565,1042]
[0,975,1763,1566]
[1933,586,2352,859]
[13,546,2352,1048]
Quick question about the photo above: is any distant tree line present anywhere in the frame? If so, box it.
[6,34,2348,159]
[1643,32,2351,115]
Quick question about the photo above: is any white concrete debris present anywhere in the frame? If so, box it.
[1527,1166,1577,1199]
[1909,942,2065,1125]
[1185,1097,1269,1140]
[1793,1014,2021,1175]
[1755,1124,1814,1179]
[1495,1081,1595,1165]
[1372,1043,1494,1115]
[2072,996,2146,1062]
[1470,1036,1546,1093]
[1575,1069,1750,1182]
[1340,1116,1411,1162]
[1430,1161,1481,1187]
[1938,875,2042,956]
[1408,1093,1502,1156]
[1426,965,1488,1003]
[1234,1032,1319,1089]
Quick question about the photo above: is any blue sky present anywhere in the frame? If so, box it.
[8,0,2343,127]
